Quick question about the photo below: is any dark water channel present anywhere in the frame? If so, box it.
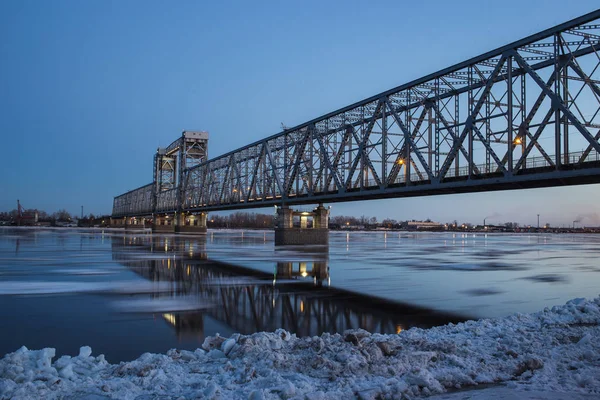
[0,227,598,362]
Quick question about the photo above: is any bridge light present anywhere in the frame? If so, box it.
[514,137,522,145]
[397,159,405,165]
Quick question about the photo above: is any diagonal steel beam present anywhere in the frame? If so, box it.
[514,108,555,170]
[387,106,428,184]
[325,126,353,190]
[579,130,600,163]
[345,100,383,188]
[432,103,482,175]
[499,65,562,168]
[314,128,344,192]
[472,125,508,175]
[264,141,284,196]
[246,145,266,201]
[385,99,434,180]
[218,156,233,204]
[569,59,600,99]
[439,55,507,180]
[285,130,311,196]
[511,51,600,155]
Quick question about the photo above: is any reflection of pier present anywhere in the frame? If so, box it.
[111,234,466,338]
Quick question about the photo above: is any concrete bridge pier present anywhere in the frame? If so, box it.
[125,216,146,231]
[175,212,208,234]
[274,204,329,246]
[110,217,126,228]
[152,214,175,233]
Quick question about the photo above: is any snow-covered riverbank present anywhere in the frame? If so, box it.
[1,296,599,399]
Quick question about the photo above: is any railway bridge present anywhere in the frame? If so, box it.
[112,10,600,244]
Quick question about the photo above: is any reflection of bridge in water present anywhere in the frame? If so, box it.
[111,233,467,338]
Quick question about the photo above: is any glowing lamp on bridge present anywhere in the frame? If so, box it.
[397,159,405,165]
[514,137,522,145]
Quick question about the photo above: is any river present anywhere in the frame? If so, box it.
[0,227,598,362]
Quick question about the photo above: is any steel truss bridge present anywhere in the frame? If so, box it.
[113,10,600,217]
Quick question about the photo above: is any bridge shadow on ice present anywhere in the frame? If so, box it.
[111,233,468,339]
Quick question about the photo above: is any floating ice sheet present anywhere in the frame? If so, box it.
[0,280,176,296]
[111,297,212,313]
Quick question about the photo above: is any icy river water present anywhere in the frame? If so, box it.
[1,227,599,362]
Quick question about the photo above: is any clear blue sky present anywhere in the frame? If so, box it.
[1,0,599,227]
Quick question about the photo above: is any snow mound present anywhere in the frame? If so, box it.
[1,297,600,399]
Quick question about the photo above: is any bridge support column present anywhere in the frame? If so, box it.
[274,204,329,246]
[313,204,329,229]
[110,217,126,228]
[175,212,208,235]
[152,214,175,233]
[125,216,146,231]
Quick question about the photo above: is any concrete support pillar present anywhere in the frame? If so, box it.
[276,206,294,229]
[110,217,126,228]
[175,212,185,227]
[275,204,329,246]
[313,203,329,229]
[197,213,208,229]
[175,212,207,235]
[152,214,175,233]
[125,216,146,231]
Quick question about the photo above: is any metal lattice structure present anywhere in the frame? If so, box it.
[113,10,600,217]
[113,131,208,216]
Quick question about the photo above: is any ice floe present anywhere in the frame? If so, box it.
[111,297,212,313]
[0,280,177,296]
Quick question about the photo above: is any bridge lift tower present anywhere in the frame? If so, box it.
[152,131,209,233]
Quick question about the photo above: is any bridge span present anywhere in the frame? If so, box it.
[112,10,600,244]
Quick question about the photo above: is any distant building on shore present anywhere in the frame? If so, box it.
[18,211,38,226]
[403,220,445,231]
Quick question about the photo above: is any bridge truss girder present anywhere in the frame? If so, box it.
[113,11,600,217]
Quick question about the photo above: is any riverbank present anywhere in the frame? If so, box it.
[1,296,599,399]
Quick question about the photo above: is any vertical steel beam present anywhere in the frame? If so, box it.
[507,55,513,175]
[554,34,562,169]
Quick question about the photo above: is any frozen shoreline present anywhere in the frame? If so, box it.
[1,297,599,399]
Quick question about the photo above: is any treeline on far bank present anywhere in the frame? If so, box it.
[207,212,272,229]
